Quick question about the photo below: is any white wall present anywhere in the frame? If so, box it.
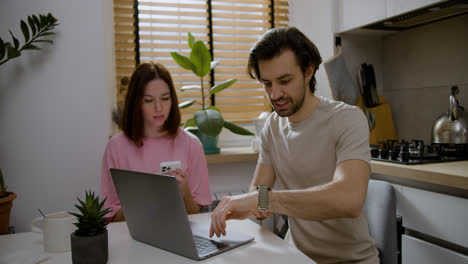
[0,0,114,232]
[289,0,335,99]
[382,14,468,143]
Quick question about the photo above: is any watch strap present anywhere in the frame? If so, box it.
[257,185,270,212]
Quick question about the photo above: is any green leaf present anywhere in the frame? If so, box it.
[9,30,19,49]
[22,44,40,50]
[40,14,46,27]
[179,100,195,108]
[0,169,5,190]
[206,106,221,113]
[223,120,255,136]
[47,13,56,24]
[183,118,196,128]
[170,52,194,71]
[7,45,20,59]
[32,15,40,29]
[35,39,53,44]
[37,32,56,37]
[28,16,37,36]
[190,41,211,77]
[188,32,195,49]
[0,39,5,61]
[194,109,224,137]
[181,85,201,91]
[210,61,219,70]
[210,78,237,95]
[21,20,29,43]
[184,126,199,135]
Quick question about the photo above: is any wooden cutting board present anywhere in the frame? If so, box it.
[356,96,397,144]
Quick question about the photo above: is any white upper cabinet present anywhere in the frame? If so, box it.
[335,0,443,33]
[386,0,441,17]
[336,0,386,32]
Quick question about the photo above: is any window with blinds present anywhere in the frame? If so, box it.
[112,0,289,126]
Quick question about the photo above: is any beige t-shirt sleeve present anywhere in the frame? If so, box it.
[335,107,371,165]
[258,115,273,165]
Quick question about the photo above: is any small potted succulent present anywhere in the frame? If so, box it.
[170,33,254,154]
[0,169,16,235]
[69,190,111,264]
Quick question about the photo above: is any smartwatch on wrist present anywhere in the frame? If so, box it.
[257,185,271,212]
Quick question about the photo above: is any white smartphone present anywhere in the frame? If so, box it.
[159,161,181,174]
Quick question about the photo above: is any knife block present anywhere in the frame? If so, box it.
[356,96,397,144]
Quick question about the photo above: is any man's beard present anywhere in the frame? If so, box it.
[270,87,306,117]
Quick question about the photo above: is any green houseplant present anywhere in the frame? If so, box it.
[0,13,58,65]
[69,190,111,264]
[170,33,254,154]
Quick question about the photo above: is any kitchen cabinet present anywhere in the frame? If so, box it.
[403,235,468,264]
[396,185,468,248]
[336,0,386,32]
[336,0,444,33]
[386,0,440,17]
[371,161,468,264]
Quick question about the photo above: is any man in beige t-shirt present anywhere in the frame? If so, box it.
[209,27,379,264]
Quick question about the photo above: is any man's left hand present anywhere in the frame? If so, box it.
[209,192,271,237]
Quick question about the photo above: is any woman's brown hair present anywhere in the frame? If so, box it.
[121,62,181,146]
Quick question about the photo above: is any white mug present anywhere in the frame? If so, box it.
[31,211,77,252]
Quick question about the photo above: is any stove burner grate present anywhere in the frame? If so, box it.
[370,139,468,165]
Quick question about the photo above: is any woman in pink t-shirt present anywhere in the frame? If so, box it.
[101,63,212,222]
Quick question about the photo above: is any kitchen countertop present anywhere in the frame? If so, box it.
[206,147,468,191]
[370,160,468,191]
[206,147,259,164]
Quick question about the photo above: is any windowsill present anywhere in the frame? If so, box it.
[206,147,259,164]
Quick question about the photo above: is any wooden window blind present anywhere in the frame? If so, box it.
[113,0,137,111]
[112,0,289,125]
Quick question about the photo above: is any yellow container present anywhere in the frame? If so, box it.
[356,96,398,145]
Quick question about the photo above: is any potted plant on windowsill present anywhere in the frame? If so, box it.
[170,33,254,154]
[69,191,111,264]
[0,169,16,235]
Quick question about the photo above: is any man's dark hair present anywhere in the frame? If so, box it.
[247,27,323,93]
[121,62,181,146]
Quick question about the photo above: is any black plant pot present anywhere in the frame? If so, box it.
[71,229,108,264]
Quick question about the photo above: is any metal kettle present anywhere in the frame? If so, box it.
[432,86,468,144]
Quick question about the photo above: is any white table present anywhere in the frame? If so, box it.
[0,213,315,263]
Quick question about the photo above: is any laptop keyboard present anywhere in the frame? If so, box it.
[193,236,224,255]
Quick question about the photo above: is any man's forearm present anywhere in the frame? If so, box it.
[268,160,370,220]
[269,181,359,220]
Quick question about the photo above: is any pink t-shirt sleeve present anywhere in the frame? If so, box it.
[101,142,121,219]
[187,135,212,206]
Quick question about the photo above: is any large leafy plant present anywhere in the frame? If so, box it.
[0,13,58,66]
[170,33,254,138]
[69,190,111,237]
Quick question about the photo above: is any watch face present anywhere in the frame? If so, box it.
[258,185,269,212]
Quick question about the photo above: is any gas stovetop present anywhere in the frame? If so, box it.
[370,139,468,165]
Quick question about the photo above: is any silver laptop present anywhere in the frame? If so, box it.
[110,168,254,261]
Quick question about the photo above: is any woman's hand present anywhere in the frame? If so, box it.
[167,169,191,199]
[167,169,200,214]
